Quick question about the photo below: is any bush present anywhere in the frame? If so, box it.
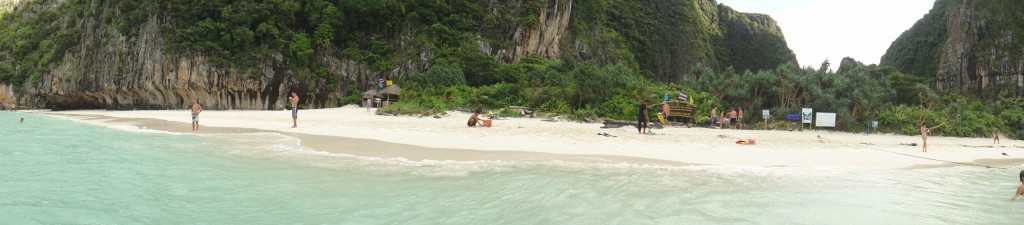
[409,60,467,88]
[539,98,572,115]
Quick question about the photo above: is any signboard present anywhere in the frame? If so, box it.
[801,108,813,124]
[762,110,770,120]
[386,80,393,86]
[815,112,836,127]
[871,121,879,128]
[786,114,801,121]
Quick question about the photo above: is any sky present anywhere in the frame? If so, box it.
[717,0,936,69]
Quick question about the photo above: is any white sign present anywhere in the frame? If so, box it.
[801,108,813,124]
[815,112,837,127]
[762,110,770,120]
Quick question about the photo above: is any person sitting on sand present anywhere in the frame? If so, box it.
[467,112,483,127]
[1012,170,1024,201]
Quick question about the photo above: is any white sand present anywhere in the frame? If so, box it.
[38,106,1024,169]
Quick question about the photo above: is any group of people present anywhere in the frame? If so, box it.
[189,91,301,131]
[634,99,748,134]
[710,107,743,129]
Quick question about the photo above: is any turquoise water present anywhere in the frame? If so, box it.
[2,112,1024,224]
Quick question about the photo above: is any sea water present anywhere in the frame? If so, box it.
[1,112,1023,224]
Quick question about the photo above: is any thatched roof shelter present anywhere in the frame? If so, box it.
[380,84,401,97]
[362,90,378,99]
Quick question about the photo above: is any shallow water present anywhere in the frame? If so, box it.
[2,112,1023,224]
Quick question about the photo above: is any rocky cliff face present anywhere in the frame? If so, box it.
[882,0,1024,100]
[714,4,795,74]
[587,0,796,83]
[0,0,794,110]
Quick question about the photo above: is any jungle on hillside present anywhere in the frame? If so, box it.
[0,0,1021,138]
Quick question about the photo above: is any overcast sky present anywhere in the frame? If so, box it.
[717,0,936,69]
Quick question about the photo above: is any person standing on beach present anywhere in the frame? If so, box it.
[719,111,726,129]
[994,127,1001,144]
[637,100,650,134]
[1012,170,1024,201]
[191,99,202,132]
[920,123,930,152]
[661,99,671,122]
[710,107,718,128]
[738,108,744,129]
[289,91,300,128]
[728,108,738,129]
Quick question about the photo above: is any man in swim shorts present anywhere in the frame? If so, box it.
[728,108,738,129]
[289,91,300,128]
[191,99,203,131]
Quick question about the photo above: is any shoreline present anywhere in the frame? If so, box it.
[28,106,1024,169]
[39,113,694,167]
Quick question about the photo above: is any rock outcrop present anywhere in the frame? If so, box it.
[882,0,1024,100]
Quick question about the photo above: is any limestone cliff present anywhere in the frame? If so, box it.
[881,0,1024,100]
[0,0,795,110]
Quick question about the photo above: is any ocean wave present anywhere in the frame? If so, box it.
[99,127,1019,178]
[105,125,189,135]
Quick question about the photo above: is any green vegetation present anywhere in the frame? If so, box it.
[0,0,83,90]
[382,54,1020,139]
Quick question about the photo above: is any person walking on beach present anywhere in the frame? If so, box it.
[191,99,202,132]
[1012,170,1024,201]
[289,91,300,128]
[637,100,650,134]
[994,127,1001,144]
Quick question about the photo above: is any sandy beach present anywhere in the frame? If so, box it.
[34,105,1024,169]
